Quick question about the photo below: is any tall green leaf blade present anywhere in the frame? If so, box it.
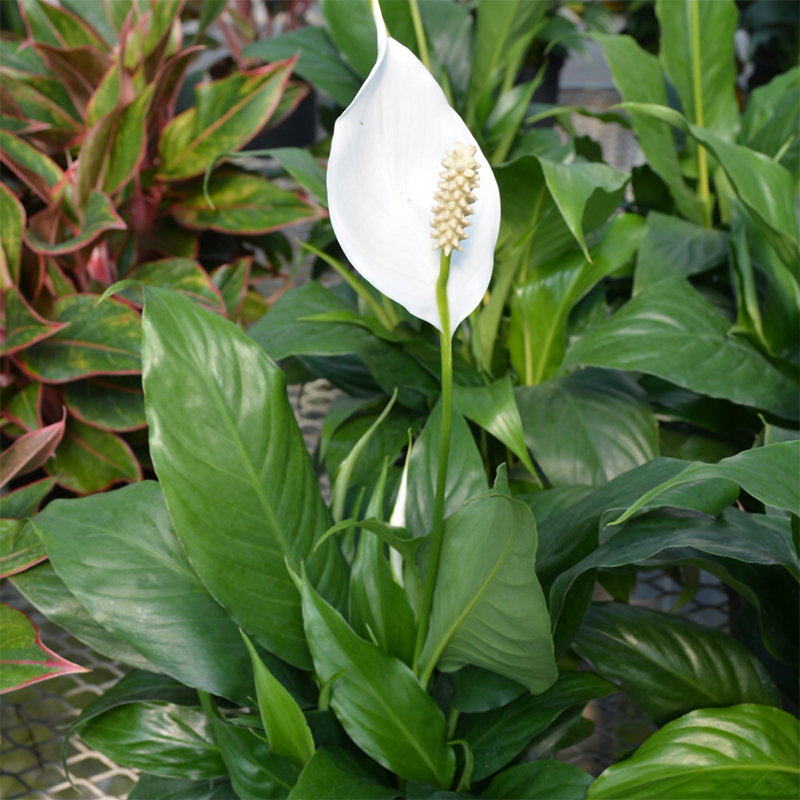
[516,369,658,487]
[288,747,398,800]
[563,278,799,419]
[574,602,780,726]
[299,568,456,788]
[418,468,557,692]
[587,705,800,799]
[140,286,347,669]
[32,482,261,703]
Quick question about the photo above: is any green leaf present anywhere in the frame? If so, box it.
[128,775,235,800]
[563,278,799,420]
[0,129,64,203]
[453,375,536,476]
[509,214,645,385]
[0,519,45,578]
[65,375,146,432]
[418,468,557,692]
[575,602,780,726]
[319,518,424,570]
[288,746,398,800]
[158,62,295,180]
[0,287,67,357]
[78,701,227,780]
[0,418,65,487]
[244,27,361,108]
[449,666,527,714]
[482,760,593,800]
[259,147,329,206]
[405,397,488,539]
[0,477,55,519]
[59,0,118,46]
[21,0,105,48]
[173,171,319,234]
[103,84,155,193]
[124,258,224,312]
[32,482,260,702]
[16,292,141,382]
[588,704,800,799]
[656,0,739,139]
[199,691,300,800]
[241,631,315,768]
[613,442,800,525]
[25,191,125,255]
[319,0,376,78]
[11,561,158,672]
[589,32,704,224]
[46,417,141,494]
[299,566,456,788]
[455,672,615,781]
[0,181,24,281]
[633,212,728,293]
[516,369,658,487]
[140,286,347,669]
[0,602,87,693]
[211,257,250,317]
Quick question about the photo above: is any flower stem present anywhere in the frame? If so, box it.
[690,0,711,228]
[414,251,453,681]
[408,0,431,73]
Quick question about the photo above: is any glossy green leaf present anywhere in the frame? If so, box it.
[0,181,24,281]
[319,0,375,78]
[588,704,800,799]
[516,369,658,487]
[563,278,799,419]
[260,147,328,206]
[299,567,455,788]
[140,286,347,669]
[0,418,65,487]
[33,481,261,702]
[11,561,158,672]
[483,760,593,800]
[124,258,224,312]
[128,774,235,800]
[575,602,780,726]
[510,214,645,385]
[0,519,45,578]
[103,84,154,193]
[319,517,424,570]
[453,375,536,476]
[243,27,361,108]
[0,477,55,519]
[199,691,300,800]
[589,32,703,224]
[0,129,64,202]
[65,375,146,432]
[0,287,67,357]
[0,602,87,693]
[656,0,739,139]
[288,746,397,800]
[419,467,557,692]
[241,631,315,768]
[79,701,226,780]
[634,212,728,293]
[175,172,319,234]
[212,257,250,317]
[17,294,141,383]
[158,62,294,180]
[456,672,615,781]
[46,417,141,494]
[25,191,125,255]
[405,397,487,539]
[449,666,527,714]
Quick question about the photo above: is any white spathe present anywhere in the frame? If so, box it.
[327,0,500,338]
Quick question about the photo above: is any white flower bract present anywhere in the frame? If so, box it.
[327,0,500,338]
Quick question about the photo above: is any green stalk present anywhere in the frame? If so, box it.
[413,250,453,678]
[690,0,711,227]
[408,0,431,72]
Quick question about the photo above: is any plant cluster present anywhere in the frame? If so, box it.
[1,2,799,800]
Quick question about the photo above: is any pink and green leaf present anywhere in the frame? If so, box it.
[16,294,141,383]
[1,287,68,357]
[122,258,224,312]
[0,182,25,283]
[2,381,42,432]
[211,256,251,317]
[86,62,120,127]
[0,603,88,694]
[103,84,155,193]
[0,129,64,203]
[0,477,57,519]
[0,417,65,487]
[45,416,142,495]
[36,44,111,117]
[0,519,47,578]
[172,172,320,234]
[21,0,106,50]
[65,375,146,432]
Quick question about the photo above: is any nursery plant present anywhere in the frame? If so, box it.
[1,1,799,799]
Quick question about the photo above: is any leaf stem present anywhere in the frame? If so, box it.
[690,0,711,227]
[408,0,431,72]
[413,250,453,681]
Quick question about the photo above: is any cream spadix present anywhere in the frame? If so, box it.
[327,0,500,338]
